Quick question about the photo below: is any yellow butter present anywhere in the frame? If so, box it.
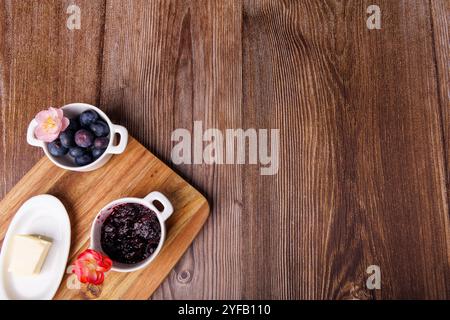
[8,235,52,276]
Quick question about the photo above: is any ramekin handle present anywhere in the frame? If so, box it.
[109,125,128,154]
[27,119,44,147]
[144,191,174,222]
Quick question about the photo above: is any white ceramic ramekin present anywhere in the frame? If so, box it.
[27,103,128,172]
[90,191,174,272]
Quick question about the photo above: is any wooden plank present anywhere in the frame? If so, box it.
[241,0,342,299]
[431,0,450,199]
[0,138,210,299]
[0,0,106,198]
[345,0,449,299]
[241,0,449,299]
[100,0,244,299]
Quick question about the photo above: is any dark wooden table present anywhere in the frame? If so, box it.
[0,0,449,299]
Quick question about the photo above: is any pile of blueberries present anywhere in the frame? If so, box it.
[47,110,110,166]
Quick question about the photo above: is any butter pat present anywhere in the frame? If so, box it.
[8,235,52,276]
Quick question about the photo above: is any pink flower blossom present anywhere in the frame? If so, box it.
[34,107,69,142]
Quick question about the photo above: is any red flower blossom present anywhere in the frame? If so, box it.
[72,249,112,285]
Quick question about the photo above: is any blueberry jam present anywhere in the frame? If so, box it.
[100,203,161,264]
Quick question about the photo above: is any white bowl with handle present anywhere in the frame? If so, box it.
[27,103,128,172]
[90,191,174,272]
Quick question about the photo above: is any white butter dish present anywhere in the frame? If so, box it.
[0,195,71,300]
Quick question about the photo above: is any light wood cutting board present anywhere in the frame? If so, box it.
[0,137,210,299]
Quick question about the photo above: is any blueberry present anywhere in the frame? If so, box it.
[68,147,86,158]
[79,110,99,127]
[75,129,94,148]
[75,153,93,166]
[59,130,75,148]
[92,148,105,159]
[94,137,109,149]
[90,120,110,137]
[67,118,80,132]
[47,139,68,157]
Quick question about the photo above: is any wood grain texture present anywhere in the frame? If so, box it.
[431,0,450,202]
[100,0,245,299]
[0,0,449,299]
[0,138,209,299]
[328,0,449,299]
[0,0,106,198]
[241,0,339,299]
